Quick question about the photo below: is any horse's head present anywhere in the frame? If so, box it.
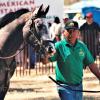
[0,4,54,60]
[23,5,54,56]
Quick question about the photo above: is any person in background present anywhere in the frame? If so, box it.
[61,14,70,40]
[50,16,62,43]
[63,14,69,25]
[80,12,100,60]
[48,22,52,38]
[43,20,100,100]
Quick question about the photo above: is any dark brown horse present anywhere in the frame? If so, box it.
[0,4,51,100]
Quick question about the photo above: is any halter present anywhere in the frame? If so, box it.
[29,18,49,56]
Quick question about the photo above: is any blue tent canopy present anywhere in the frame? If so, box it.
[82,7,100,25]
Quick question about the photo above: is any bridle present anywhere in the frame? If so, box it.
[0,17,49,60]
[0,19,45,59]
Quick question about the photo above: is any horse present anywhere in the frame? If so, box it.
[0,4,52,100]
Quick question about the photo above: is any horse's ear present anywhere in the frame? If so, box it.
[37,4,43,15]
[44,5,49,16]
[34,4,49,18]
[34,4,44,18]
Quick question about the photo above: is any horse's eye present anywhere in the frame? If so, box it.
[37,24,43,29]
[37,21,40,24]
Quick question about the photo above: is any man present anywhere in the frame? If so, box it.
[44,20,100,100]
[80,12,100,60]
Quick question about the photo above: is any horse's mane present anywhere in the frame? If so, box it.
[0,8,29,28]
[14,8,29,18]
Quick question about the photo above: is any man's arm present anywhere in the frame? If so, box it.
[89,63,100,80]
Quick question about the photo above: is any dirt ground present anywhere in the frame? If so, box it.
[5,68,100,100]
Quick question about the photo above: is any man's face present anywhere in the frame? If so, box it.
[63,29,79,44]
[86,17,93,24]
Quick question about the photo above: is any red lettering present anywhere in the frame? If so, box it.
[0,9,8,14]
[16,1,19,6]
[0,0,35,17]
[6,2,10,7]
[9,9,14,12]
[0,2,6,7]
[19,1,23,6]
[11,2,16,6]
[24,1,29,5]
[0,9,4,14]
[30,0,34,4]
[0,0,35,7]
[4,9,8,13]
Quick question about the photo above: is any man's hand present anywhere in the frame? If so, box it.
[41,53,50,64]
[41,50,56,64]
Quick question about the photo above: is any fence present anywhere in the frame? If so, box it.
[15,44,55,76]
[15,35,100,76]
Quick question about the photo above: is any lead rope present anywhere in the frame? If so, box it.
[49,76,100,93]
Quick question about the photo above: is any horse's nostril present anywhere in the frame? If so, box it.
[37,24,43,29]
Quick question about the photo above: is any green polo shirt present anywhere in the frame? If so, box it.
[49,39,94,84]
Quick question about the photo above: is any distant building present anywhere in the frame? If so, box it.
[64,0,80,5]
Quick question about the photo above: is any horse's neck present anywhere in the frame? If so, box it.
[1,19,20,32]
[0,12,33,56]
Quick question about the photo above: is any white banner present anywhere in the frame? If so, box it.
[0,0,64,22]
